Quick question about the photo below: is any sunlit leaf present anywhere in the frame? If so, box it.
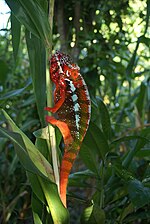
[39,177,70,224]
[81,204,105,224]
[1,109,54,182]
[34,126,49,140]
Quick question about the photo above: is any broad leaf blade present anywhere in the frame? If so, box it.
[6,0,51,46]
[31,193,44,224]
[0,78,31,100]
[0,60,9,84]
[96,97,111,140]
[81,204,105,224]
[11,13,21,62]
[39,177,70,224]
[89,122,110,159]
[0,127,40,175]
[80,143,99,175]
[128,179,150,209]
[80,129,99,175]
[136,82,147,119]
[1,109,54,182]
[28,173,46,204]
[26,31,46,127]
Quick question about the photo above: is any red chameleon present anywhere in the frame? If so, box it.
[45,51,91,207]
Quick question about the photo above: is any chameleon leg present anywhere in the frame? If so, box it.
[46,116,73,146]
[45,89,66,113]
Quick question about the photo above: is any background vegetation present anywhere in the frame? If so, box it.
[0,0,150,223]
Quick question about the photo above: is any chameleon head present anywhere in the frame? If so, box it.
[50,51,80,83]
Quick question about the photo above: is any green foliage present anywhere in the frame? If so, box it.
[0,0,150,223]
[5,0,51,46]
[81,204,105,224]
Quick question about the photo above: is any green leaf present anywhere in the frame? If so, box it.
[6,0,51,46]
[110,134,150,168]
[25,30,46,127]
[111,135,149,146]
[136,148,150,158]
[0,78,32,100]
[28,172,46,204]
[145,0,150,34]
[80,122,109,173]
[139,36,150,48]
[80,143,99,175]
[29,171,69,224]
[35,138,51,165]
[0,59,9,84]
[31,193,44,224]
[34,127,62,163]
[80,132,99,175]
[69,170,96,187]
[0,127,41,175]
[81,204,105,224]
[34,126,50,140]
[8,154,19,176]
[134,128,150,152]
[89,122,110,159]
[39,177,70,224]
[11,13,21,62]
[136,82,147,118]
[21,119,39,132]
[113,162,135,181]
[1,109,54,182]
[117,203,134,222]
[32,212,43,224]
[124,210,150,223]
[96,97,111,140]
[128,179,150,209]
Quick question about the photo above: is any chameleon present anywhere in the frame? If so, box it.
[45,51,91,207]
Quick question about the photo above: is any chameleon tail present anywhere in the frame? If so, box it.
[46,115,77,206]
[60,148,79,207]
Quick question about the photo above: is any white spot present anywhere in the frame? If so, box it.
[74,103,80,112]
[70,81,76,92]
[75,114,80,129]
[65,78,76,93]
[66,70,70,77]
[72,94,78,102]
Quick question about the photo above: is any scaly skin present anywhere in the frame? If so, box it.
[45,51,91,207]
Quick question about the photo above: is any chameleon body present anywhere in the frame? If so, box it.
[45,51,91,207]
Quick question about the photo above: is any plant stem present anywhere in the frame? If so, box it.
[100,160,105,209]
[46,0,60,192]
